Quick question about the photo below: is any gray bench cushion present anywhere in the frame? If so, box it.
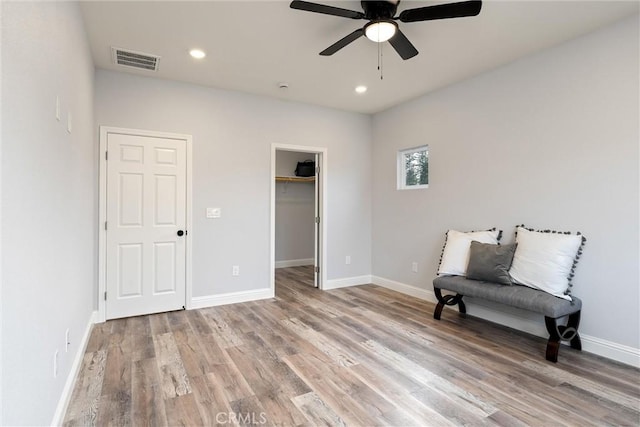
[433,276,582,318]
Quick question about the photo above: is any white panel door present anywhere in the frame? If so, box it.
[106,132,186,319]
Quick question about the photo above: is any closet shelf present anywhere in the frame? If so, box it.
[275,176,315,183]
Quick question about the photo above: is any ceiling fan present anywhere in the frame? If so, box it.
[290,0,482,60]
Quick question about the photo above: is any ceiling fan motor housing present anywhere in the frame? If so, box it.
[361,1,399,20]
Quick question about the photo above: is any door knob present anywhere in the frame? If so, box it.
[177,230,184,237]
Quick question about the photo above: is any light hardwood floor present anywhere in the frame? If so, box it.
[64,266,640,426]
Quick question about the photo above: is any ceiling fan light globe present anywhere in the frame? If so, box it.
[364,21,397,43]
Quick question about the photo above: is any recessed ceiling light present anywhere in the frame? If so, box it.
[355,85,367,94]
[189,49,206,59]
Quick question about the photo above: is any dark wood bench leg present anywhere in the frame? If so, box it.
[545,311,581,363]
[567,311,582,351]
[544,321,561,363]
[433,288,466,320]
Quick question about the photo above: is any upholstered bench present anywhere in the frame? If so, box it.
[433,275,582,362]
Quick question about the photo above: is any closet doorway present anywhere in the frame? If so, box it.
[270,144,326,291]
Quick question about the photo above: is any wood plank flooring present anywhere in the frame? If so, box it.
[64,266,640,426]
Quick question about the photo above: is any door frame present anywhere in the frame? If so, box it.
[98,126,193,323]
[270,143,328,291]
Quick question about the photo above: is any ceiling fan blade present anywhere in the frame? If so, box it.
[320,29,364,56]
[399,0,482,23]
[388,29,418,60]
[290,1,364,19]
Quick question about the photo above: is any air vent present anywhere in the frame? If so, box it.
[111,47,160,71]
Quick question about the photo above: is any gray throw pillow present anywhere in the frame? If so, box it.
[466,242,518,285]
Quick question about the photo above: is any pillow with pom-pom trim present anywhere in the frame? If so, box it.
[509,225,586,301]
[437,228,502,277]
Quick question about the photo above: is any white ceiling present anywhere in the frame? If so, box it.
[80,1,639,114]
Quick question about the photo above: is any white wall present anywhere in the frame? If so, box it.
[372,16,639,353]
[275,151,315,264]
[1,2,96,425]
[95,70,372,298]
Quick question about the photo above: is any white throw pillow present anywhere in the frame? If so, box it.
[509,227,583,301]
[437,229,501,276]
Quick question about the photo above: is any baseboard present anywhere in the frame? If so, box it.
[372,276,437,303]
[51,310,97,426]
[462,299,548,338]
[324,275,372,290]
[371,276,639,367]
[191,288,274,309]
[581,334,640,368]
[275,258,314,269]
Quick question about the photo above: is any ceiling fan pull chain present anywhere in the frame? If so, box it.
[380,43,384,80]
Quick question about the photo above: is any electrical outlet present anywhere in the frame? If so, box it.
[345,255,351,265]
[232,265,239,276]
[53,350,59,378]
[206,207,221,218]
[412,262,418,273]
[65,328,70,353]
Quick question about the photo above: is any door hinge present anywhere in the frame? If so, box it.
[104,221,107,230]
[105,151,108,160]
[315,166,320,174]
[315,217,320,224]
[104,291,107,301]
[315,266,320,273]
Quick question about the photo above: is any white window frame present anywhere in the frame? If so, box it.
[397,145,429,190]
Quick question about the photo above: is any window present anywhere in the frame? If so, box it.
[398,145,428,190]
